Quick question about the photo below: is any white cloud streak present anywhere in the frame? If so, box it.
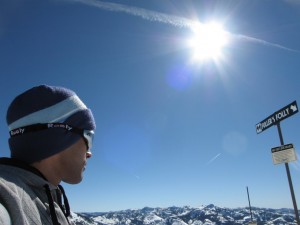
[69,0,194,27]
[232,34,299,53]
[206,153,221,166]
[290,153,300,171]
[68,0,299,53]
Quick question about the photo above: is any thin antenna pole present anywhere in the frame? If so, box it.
[247,186,253,222]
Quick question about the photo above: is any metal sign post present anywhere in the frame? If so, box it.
[276,123,300,225]
[256,101,300,225]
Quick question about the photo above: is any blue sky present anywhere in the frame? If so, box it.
[1,0,300,212]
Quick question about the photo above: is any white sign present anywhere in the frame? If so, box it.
[271,144,297,165]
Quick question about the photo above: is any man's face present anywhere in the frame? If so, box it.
[59,138,91,184]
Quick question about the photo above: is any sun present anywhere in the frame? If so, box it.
[187,21,229,61]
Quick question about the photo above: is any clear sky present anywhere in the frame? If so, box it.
[1,0,300,213]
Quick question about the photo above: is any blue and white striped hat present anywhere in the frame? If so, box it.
[6,85,96,163]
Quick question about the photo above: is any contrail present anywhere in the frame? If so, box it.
[291,153,300,171]
[206,153,221,166]
[232,34,299,53]
[68,0,298,53]
[69,0,194,27]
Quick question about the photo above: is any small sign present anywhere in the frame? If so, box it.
[256,101,298,134]
[271,144,297,165]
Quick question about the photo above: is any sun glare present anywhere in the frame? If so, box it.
[188,21,229,61]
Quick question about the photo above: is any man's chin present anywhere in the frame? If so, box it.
[63,176,83,184]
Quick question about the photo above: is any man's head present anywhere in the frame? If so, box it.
[6,85,96,164]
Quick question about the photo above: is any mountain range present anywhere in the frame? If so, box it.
[69,204,298,225]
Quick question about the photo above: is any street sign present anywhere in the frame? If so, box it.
[271,143,297,165]
[256,101,300,223]
[256,101,298,134]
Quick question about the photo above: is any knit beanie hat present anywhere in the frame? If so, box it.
[6,85,96,164]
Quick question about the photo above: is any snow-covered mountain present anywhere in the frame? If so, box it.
[70,204,297,225]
